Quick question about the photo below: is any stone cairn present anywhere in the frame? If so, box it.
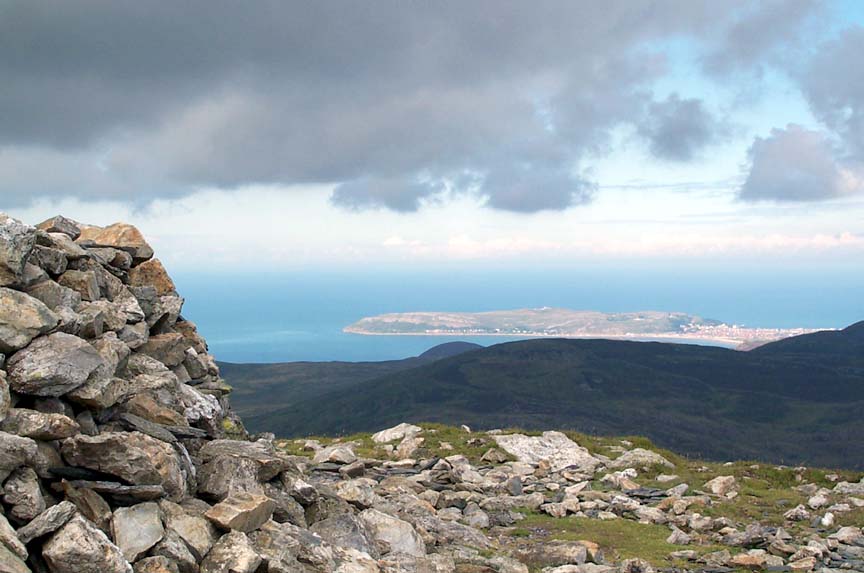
[3,213,864,573]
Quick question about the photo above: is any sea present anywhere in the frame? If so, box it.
[173,263,864,364]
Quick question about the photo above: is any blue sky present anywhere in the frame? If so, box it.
[2,1,863,272]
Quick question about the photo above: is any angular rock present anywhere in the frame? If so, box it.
[0,408,80,440]
[77,223,154,263]
[0,544,30,573]
[61,432,185,501]
[704,475,738,497]
[15,500,77,545]
[132,557,179,573]
[313,444,357,465]
[122,394,187,427]
[87,247,133,270]
[493,431,601,473]
[36,216,82,240]
[42,515,132,573]
[38,231,88,260]
[372,422,422,444]
[0,431,38,482]
[0,214,36,287]
[0,512,27,561]
[112,502,165,562]
[359,508,426,557]
[204,492,275,533]
[516,540,588,567]
[7,332,104,396]
[3,467,46,521]
[128,259,176,296]
[57,270,100,301]
[310,513,380,558]
[0,288,59,354]
[161,501,217,560]
[29,245,68,275]
[139,332,188,368]
[24,279,81,312]
[0,372,9,423]
[199,530,262,573]
[608,448,674,469]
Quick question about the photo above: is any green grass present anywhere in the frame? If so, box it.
[508,512,729,568]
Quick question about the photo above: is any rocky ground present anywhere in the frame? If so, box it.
[0,212,863,573]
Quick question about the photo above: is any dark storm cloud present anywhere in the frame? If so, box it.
[637,94,727,161]
[0,1,821,212]
[739,125,861,202]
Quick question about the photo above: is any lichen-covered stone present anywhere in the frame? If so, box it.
[7,332,104,396]
[61,432,186,501]
[0,408,80,440]
[0,214,36,287]
[42,515,132,573]
[199,530,262,573]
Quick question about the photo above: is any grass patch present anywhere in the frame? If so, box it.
[508,512,727,567]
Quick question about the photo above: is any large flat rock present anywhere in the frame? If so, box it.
[492,431,601,473]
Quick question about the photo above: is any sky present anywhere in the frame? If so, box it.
[2,0,864,272]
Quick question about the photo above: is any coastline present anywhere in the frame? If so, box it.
[343,328,745,347]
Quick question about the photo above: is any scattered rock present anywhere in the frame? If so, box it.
[372,422,422,443]
[703,475,738,497]
[608,448,674,469]
[493,431,601,473]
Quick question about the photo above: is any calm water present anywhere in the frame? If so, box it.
[174,264,864,363]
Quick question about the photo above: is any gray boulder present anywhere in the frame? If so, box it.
[28,245,68,275]
[0,431,38,482]
[204,492,275,533]
[0,408,80,440]
[0,288,59,354]
[310,513,379,558]
[359,508,426,557]
[16,500,78,545]
[36,216,82,240]
[61,432,186,501]
[24,279,82,312]
[0,214,36,287]
[7,332,104,396]
[3,467,46,521]
[42,515,132,573]
[199,530,262,573]
[112,502,165,562]
[493,431,601,473]
[0,511,27,560]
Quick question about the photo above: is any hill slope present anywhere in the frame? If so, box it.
[242,325,864,469]
[220,341,482,418]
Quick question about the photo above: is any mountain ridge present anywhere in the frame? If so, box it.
[240,324,864,469]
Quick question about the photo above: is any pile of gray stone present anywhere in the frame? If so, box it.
[2,213,863,573]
